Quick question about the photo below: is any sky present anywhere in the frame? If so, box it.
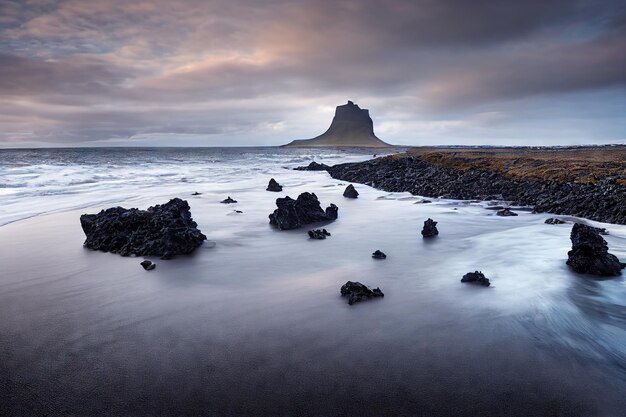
[0,0,625,148]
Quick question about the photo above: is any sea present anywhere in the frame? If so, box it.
[0,147,625,416]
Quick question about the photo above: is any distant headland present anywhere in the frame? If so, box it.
[283,101,391,148]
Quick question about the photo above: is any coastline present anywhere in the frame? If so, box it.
[326,145,626,224]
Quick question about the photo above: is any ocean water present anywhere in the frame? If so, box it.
[0,147,625,416]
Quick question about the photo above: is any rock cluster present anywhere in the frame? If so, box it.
[566,223,624,276]
[80,198,207,259]
[308,229,331,239]
[545,218,566,225]
[372,250,386,259]
[340,281,384,305]
[327,156,626,224]
[220,196,237,204]
[496,208,518,217]
[266,178,283,192]
[421,218,439,237]
[293,161,330,171]
[343,184,359,198]
[269,192,338,230]
[461,271,491,287]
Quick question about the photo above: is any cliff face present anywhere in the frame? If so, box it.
[283,101,390,148]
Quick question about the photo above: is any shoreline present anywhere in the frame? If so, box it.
[326,146,626,224]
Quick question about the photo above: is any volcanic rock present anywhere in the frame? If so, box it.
[140,260,155,270]
[294,161,330,171]
[372,250,386,259]
[340,281,384,305]
[461,271,491,287]
[283,101,390,148]
[269,192,338,230]
[191,192,202,196]
[566,223,624,276]
[545,218,566,225]
[497,208,518,217]
[308,229,331,239]
[267,178,283,192]
[220,196,237,204]
[343,184,359,198]
[80,198,207,259]
[421,218,439,238]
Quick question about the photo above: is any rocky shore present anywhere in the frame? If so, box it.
[326,147,626,224]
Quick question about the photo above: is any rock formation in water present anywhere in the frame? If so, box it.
[267,178,283,192]
[308,229,331,239]
[220,196,237,204]
[340,281,385,305]
[80,198,207,259]
[421,218,439,237]
[566,223,624,276]
[140,260,156,270]
[343,184,359,198]
[496,208,518,217]
[545,218,567,225]
[269,192,338,230]
[284,101,390,148]
[293,161,330,171]
[461,271,491,287]
[372,250,387,259]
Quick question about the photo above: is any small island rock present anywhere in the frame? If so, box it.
[566,223,624,276]
[372,250,386,259]
[421,218,439,238]
[461,271,491,287]
[340,281,384,305]
[269,192,338,230]
[343,184,359,198]
[497,208,518,217]
[266,178,283,192]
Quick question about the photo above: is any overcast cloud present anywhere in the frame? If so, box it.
[0,0,624,147]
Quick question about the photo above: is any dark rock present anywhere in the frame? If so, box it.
[269,192,338,230]
[372,250,386,259]
[220,196,237,204]
[566,223,624,276]
[461,271,491,287]
[266,178,283,192]
[414,199,432,204]
[191,192,202,196]
[545,218,566,225]
[421,218,439,238]
[234,210,243,213]
[80,198,207,259]
[496,208,518,217]
[340,281,384,305]
[343,184,359,198]
[140,260,155,271]
[587,225,609,235]
[308,229,331,239]
[294,161,330,171]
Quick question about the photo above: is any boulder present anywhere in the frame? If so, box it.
[372,250,386,259]
[220,196,237,204]
[267,178,283,192]
[496,208,518,217]
[421,218,439,238]
[140,260,155,271]
[566,223,624,276]
[269,192,338,230]
[545,218,566,225]
[191,192,202,196]
[343,184,359,198]
[293,161,330,171]
[80,198,206,259]
[461,271,491,287]
[308,229,331,239]
[340,281,384,305]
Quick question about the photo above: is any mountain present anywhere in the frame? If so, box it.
[283,101,391,148]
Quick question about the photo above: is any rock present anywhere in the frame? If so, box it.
[545,218,566,224]
[372,250,386,259]
[191,192,202,196]
[496,208,518,217]
[588,225,609,235]
[266,178,283,192]
[566,223,624,276]
[414,199,432,204]
[220,196,237,204]
[308,229,331,239]
[293,161,330,171]
[461,271,491,287]
[234,210,243,213]
[269,192,339,230]
[343,184,359,198]
[80,198,207,259]
[340,281,384,305]
[140,260,155,270]
[421,218,439,238]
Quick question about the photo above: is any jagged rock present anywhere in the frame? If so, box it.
[80,198,207,259]
[269,192,338,230]
[343,184,359,198]
[421,218,439,238]
[308,229,331,239]
[294,161,330,171]
[588,225,609,235]
[545,218,566,225]
[372,250,386,259]
[461,271,491,287]
[497,208,518,217]
[140,260,155,270]
[283,101,390,148]
[340,281,384,305]
[220,196,237,204]
[266,178,283,192]
[566,223,624,276]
